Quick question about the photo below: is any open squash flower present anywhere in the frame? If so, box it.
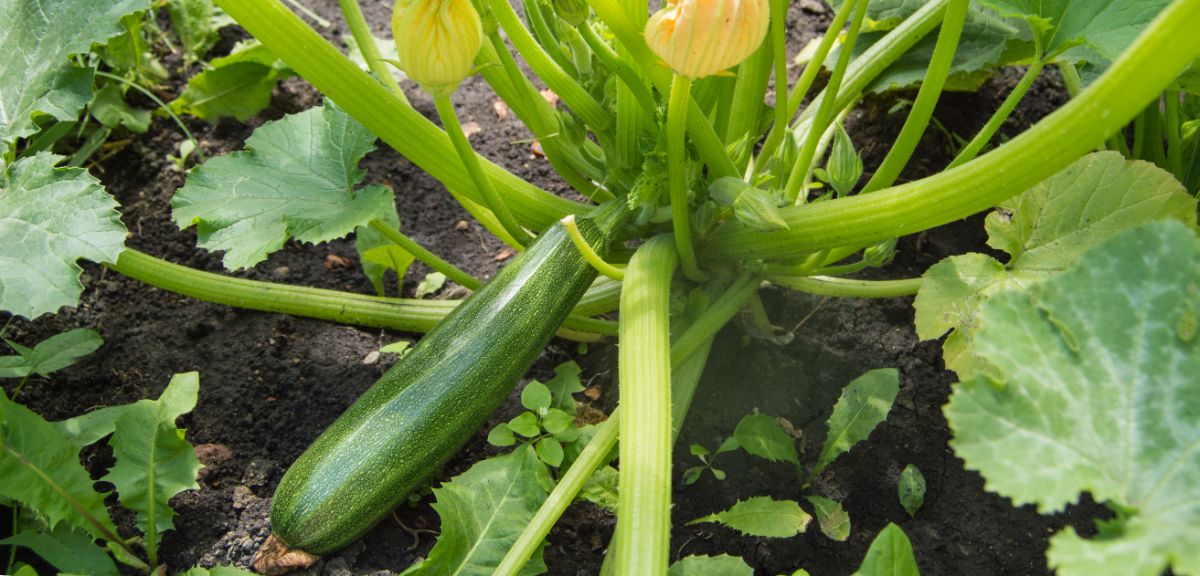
[392,0,484,95]
[644,0,771,78]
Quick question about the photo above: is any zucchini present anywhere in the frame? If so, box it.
[256,201,628,568]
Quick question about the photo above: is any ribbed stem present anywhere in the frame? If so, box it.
[434,94,534,247]
[768,275,921,298]
[614,235,677,576]
[336,0,407,101]
[667,75,705,281]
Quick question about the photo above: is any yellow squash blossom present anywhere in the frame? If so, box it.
[644,0,771,78]
[392,0,484,95]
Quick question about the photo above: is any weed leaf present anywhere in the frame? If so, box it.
[853,523,919,576]
[898,464,926,518]
[0,395,117,540]
[946,222,1200,576]
[0,527,118,576]
[0,155,127,318]
[689,496,811,538]
[814,368,899,477]
[733,414,800,470]
[669,554,754,575]
[806,496,850,541]
[172,102,392,269]
[0,328,102,379]
[414,444,551,575]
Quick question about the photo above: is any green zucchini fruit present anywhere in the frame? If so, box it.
[260,201,628,563]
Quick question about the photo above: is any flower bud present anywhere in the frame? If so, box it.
[553,0,589,26]
[392,0,484,95]
[644,0,770,78]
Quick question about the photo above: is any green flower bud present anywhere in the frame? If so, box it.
[553,0,589,26]
[392,0,484,95]
[644,0,770,79]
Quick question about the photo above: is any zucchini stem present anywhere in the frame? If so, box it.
[667,74,706,281]
[368,220,481,290]
[767,275,922,298]
[336,0,407,102]
[562,215,626,280]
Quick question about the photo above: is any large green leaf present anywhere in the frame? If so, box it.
[813,368,899,476]
[0,328,102,379]
[172,103,394,269]
[688,496,812,538]
[669,555,755,576]
[0,0,146,154]
[102,373,202,542]
[0,527,118,576]
[852,524,920,576]
[412,445,552,576]
[166,0,234,64]
[946,221,1200,576]
[914,152,1196,378]
[0,153,127,318]
[977,0,1169,64]
[0,394,117,541]
[169,42,291,122]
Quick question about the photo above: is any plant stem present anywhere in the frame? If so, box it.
[615,235,677,576]
[705,0,1200,261]
[670,272,759,369]
[946,56,1044,169]
[562,215,626,280]
[784,0,869,204]
[862,0,968,192]
[523,0,578,77]
[767,275,922,298]
[336,0,407,102]
[724,37,772,148]
[1165,90,1183,176]
[578,24,657,117]
[93,71,205,163]
[367,220,481,290]
[667,75,705,281]
[433,94,534,247]
[107,248,612,339]
[215,0,583,231]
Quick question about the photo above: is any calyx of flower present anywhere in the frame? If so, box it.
[392,0,484,95]
[644,0,770,79]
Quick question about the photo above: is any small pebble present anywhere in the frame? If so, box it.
[362,350,381,365]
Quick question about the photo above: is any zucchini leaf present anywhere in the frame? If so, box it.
[102,372,203,545]
[0,394,117,541]
[688,496,812,538]
[853,524,919,576]
[977,0,1170,67]
[946,221,1200,576]
[0,527,118,576]
[0,154,127,318]
[169,41,292,122]
[0,0,145,155]
[354,206,414,296]
[172,102,394,270]
[669,554,755,575]
[409,444,552,576]
[0,328,102,379]
[813,368,899,477]
[914,151,1197,378]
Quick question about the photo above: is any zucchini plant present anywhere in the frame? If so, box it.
[3,0,1200,574]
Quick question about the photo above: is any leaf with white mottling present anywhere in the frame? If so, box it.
[915,152,1197,378]
[947,221,1200,576]
[0,154,127,319]
[172,103,393,269]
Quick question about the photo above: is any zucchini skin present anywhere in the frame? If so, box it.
[270,202,626,555]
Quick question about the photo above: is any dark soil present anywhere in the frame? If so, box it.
[4,1,1101,575]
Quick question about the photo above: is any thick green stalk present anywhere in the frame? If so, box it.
[753,0,860,174]
[214,0,583,231]
[705,0,1200,261]
[946,56,1045,170]
[767,275,922,298]
[1165,90,1183,176]
[585,0,739,179]
[725,40,773,148]
[615,236,677,576]
[579,23,657,116]
[784,0,869,203]
[336,0,407,101]
[488,0,612,136]
[108,249,614,338]
[861,0,968,192]
[670,272,759,370]
[367,220,480,289]
[575,277,622,316]
[563,215,626,280]
[523,0,578,77]
[667,75,705,281]
[434,94,534,246]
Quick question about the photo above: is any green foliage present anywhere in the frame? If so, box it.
[826,123,863,197]
[179,566,259,576]
[355,208,415,296]
[0,328,102,379]
[408,445,551,576]
[689,496,812,538]
[0,0,145,154]
[0,394,118,540]
[0,527,118,576]
[489,371,585,467]
[0,154,127,318]
[914,152,1197,378]
[169,42,292,121]
[682,437,738,485]
[103,373,203,557]
[543,361,584,413]
[669,554,755,575]
[733,414,801,472]
[813,368,900,477]
[173,102,395,270]
[416,272,449,298]
[946,221,1200,576]
[167,0,234,64]
[978,0,1169,66]
[853,524,920,576]
[90,84,151,133]
[898,464,925,518]
[806,496,851,541]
